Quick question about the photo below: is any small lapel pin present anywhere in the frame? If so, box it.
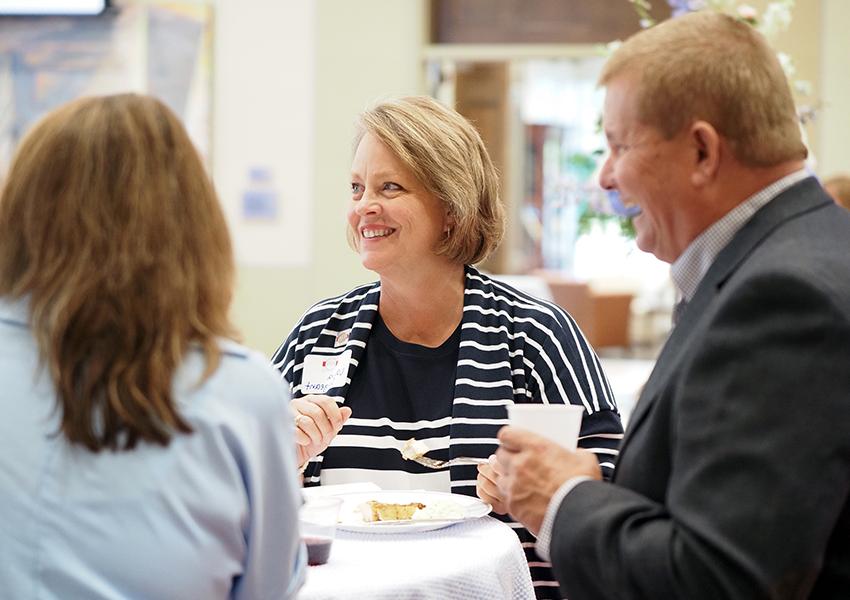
[334,329,350,347]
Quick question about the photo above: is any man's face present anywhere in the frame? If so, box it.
[598,76,696,264]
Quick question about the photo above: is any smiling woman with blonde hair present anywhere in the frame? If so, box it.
[273,95,623,599]
[0,93,304,599]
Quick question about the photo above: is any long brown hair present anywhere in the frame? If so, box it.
[0,94,236,452]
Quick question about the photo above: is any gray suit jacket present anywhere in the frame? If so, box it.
[550,178,850,599]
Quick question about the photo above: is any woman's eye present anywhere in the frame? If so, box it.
[351,182,364,195]
[382,182,402,192]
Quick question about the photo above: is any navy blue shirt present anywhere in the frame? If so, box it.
[321,314,460,473]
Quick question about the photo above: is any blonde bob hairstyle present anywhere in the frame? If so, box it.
[600,11,807,167]
[0,93,236,452]
[350,96,505,265]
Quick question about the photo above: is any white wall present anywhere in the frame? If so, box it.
[214,0,315,269]
[217,0,427,354]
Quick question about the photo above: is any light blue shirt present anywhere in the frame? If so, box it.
[0,297,306,599]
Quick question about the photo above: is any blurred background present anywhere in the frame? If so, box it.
[1,0,847,381]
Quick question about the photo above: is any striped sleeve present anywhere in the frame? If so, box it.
[477,274,623,479]
[271,283,377,390]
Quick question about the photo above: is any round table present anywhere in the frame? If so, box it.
[297,516,535,600]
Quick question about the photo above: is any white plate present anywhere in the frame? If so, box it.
[334,490,492,534]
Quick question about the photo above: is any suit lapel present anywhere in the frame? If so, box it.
[620,177,829,449]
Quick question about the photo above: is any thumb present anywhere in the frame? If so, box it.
[498,424,536,451]
[340,406,353,421]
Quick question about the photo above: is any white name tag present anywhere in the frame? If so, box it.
[302,351,351,395]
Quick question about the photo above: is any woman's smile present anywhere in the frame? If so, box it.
[361,226,396,240]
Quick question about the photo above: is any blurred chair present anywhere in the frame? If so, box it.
[535,271,633,348]
[491,273,554,302]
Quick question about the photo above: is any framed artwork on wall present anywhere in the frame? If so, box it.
[0,0,213,176]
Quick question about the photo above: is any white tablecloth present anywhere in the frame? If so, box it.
[297,516,535,600]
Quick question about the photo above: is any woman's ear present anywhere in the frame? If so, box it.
[690,121,720,187]
[443,209,456,233]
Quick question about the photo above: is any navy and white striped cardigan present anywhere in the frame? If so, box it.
[273,266,623,597]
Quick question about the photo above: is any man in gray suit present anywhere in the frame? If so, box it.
[478,11,850,599]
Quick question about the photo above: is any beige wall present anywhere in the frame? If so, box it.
[226,0,428,355]
[819,0,850,177]
[716,0,850,176]
[771,0,821,164]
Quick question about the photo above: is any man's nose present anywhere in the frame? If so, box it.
[598,155,616,190]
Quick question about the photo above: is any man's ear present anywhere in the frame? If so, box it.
[690,121,720,187]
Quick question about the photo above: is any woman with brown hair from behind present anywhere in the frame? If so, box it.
[0,94,305,599]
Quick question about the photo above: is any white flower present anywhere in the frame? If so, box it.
[794,80,813,97]
[705,0,739,13]
[758,0,794,39]
[606,40,623,53]
[736,4,758,20]
[797,105,817,127]
[776,51,796,79]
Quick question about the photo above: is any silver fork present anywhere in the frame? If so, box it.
[399,438,489,469]
[406,454,490,469]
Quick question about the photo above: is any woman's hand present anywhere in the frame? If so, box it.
[476,454,509,514]
[292,395,353,467]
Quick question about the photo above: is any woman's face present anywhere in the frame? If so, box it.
[348,133,452,277]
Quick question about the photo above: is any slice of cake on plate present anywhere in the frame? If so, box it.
[358,500,426,522]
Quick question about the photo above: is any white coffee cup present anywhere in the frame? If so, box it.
[506,404,585,451]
